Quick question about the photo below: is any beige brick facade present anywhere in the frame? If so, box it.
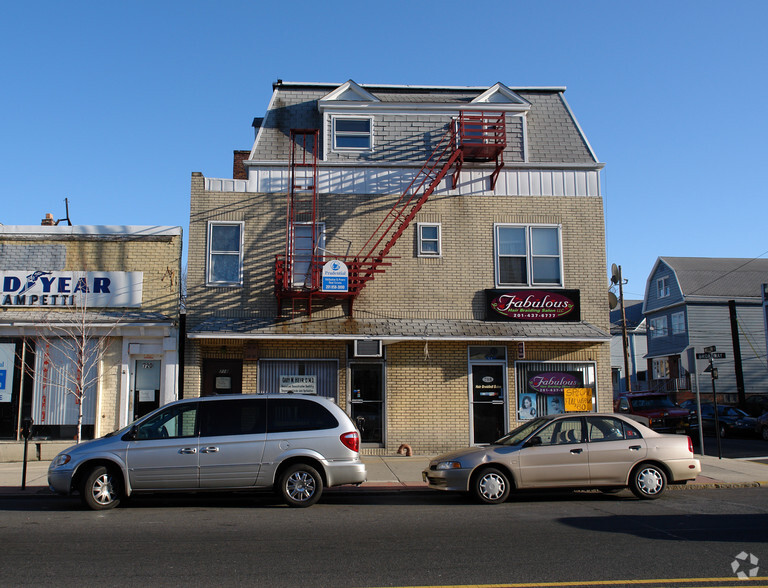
[0,226,182,443]
[185,81,611,454]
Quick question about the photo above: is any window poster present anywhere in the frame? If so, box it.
[0,343,14,403]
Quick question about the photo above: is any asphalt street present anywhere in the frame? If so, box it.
[1,486,767,587]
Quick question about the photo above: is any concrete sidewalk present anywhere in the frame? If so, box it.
[0,454,766,497]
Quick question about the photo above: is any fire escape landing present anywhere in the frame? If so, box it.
[275,112,506,316]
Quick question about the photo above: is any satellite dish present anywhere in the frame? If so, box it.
[610,263,620,285]
[608,291,619,309]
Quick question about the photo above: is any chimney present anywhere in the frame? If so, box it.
[41,213,55,226]
[233,151,249,180]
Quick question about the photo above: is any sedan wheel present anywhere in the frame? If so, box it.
[81,466,121,510]
[762,427,768,442]
[630,463,667,500]
[473,468,511,504]
[279,464,323,508]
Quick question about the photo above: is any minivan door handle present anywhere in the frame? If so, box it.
[179,448,197,454]
[201,446,220,454]
[629,445,642,451]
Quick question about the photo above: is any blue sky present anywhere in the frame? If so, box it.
[2,1,766,300]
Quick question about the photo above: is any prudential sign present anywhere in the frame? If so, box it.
[0,271,143,307]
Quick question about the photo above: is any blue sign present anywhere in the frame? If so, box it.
[322,260,349,293]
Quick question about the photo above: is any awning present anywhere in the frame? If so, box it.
[187,316,610,343]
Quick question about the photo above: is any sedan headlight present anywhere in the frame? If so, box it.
[50,454,71,468]
[435,461,462,470]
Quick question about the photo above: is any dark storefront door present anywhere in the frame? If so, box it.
[133,359,161,421]
[350,364,383,444]
[0,342,19,438]
[202,359,243,396]
[470,363,506,444]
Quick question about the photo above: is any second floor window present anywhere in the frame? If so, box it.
[650,316,668,338]
[207,221,244,286]
[671,311,686,334]
[417,223,441,257]
[333,117,372,150]
[494,224,562,287]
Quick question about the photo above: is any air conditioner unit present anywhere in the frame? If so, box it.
[353,339,382,357]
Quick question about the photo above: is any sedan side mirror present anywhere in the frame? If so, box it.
[526,436,542,447]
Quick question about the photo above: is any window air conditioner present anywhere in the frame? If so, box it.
[353,339,382,358]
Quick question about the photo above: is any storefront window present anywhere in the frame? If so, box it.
[515,362,596,420]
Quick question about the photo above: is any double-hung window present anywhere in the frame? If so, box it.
[671,311,686,335]
[650,316,668,338]
[207,221,244,286]
[494,224,562,287]
[333,117,372,151]
[417,223,441,257]
[657,276,670,298]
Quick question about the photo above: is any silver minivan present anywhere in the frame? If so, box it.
[48,394,367,509]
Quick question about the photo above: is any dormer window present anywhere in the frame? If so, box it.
[333,117,372,151]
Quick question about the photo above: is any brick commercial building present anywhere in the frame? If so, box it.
[185,80,610,454]
[0,224,182,455]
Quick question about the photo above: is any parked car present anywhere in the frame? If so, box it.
[744,394,768,417]
[689,403,758,438]
[615,392,691,433]
[422,413,700,504]
[48,394,367,510]
[756,413,768,441]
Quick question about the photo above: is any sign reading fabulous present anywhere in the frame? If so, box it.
[0,271,143,307]
[485,289,580,322]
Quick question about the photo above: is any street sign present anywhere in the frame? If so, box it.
[697,352,727,360]
[704,345,717,353]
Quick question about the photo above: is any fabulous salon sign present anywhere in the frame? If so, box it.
[485,289,580,322]
[0,271,143,307]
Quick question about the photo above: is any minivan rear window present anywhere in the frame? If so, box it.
[268,398,339,433]
[200,399,267,437]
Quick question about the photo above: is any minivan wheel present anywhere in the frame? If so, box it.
[629,463,667,500]
[472,467,511,504]
[81,465,122,510]
[279,464,323,508]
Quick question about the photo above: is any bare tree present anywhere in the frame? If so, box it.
[27,290,121,443]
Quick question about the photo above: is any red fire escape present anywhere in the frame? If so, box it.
[275,112,506,316]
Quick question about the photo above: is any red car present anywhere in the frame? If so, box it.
[615,392,691,434]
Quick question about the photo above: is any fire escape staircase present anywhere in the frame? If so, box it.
[275,112,506,316]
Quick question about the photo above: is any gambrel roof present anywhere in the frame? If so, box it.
[248,80,599,165]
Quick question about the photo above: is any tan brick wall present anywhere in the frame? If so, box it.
[97,337,122,436]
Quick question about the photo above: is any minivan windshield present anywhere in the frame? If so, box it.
[493,418,548,446]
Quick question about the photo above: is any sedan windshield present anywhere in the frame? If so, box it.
[493,418,548,446]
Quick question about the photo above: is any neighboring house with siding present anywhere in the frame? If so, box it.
[610,299,647,395]
[185,79,611,454]
[642,257,768,405]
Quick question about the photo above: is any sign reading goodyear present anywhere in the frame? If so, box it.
[0,271,143,307]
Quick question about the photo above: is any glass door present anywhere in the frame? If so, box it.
[133,359,161,420]
[470,363,506,444]
[350,363,383,444]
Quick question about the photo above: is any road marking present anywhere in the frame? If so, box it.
[378,578,768,588]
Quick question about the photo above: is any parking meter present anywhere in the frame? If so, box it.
[21,417,33,490]
[21,416,34,439]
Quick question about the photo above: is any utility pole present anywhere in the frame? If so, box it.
[611,264,632,393]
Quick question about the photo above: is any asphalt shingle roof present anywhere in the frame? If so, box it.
[661,257,768,300]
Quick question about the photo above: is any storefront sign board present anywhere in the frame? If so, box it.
[485,289,580,322]
[0,271,143,307]
[279,375,317,394]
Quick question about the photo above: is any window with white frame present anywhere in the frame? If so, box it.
[417,223,441,257]
[494,224,562,287]
[207,221,244,286]
[671,311,686,335]
[657,276,670,298]
[649,316,668,338]
[333,117,372,150]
